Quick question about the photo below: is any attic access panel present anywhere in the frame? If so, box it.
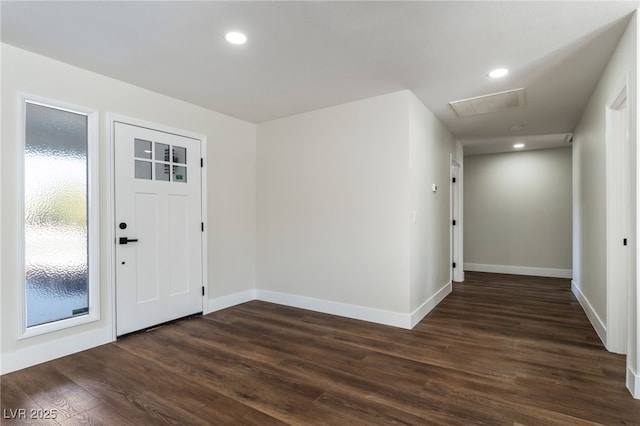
[449,88,526,117]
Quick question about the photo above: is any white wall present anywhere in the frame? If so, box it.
[572,12,638,397]
[0,44,257,373]
[257,91,411,315]
[256,90,460,327]
[464,148,572,278]
[408,93,462,315]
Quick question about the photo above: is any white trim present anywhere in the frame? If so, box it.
[450,156,464,283]
[106,113,117,341]
[207,290,256,314]
[411,281,452,328]
[201,136,209,314]
[255,289,413,329]
[106,113,208,337]
[1,328,111,375]
[208,283,453,329]
[571,279,607,346]
[607,73,630,110]
[16,94,25,339]
[464,263,572,279]
[18,94,100,339]
[628,367,640,399]
[604,74,631,355]
[108,114,205,141]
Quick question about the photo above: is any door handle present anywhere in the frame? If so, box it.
[119,237,139,245]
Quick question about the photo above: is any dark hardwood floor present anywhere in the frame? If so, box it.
[2,272,640,425]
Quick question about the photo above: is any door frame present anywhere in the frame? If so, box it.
[605,75,631,354]
[450,156,464,283]
[107,113,208,340]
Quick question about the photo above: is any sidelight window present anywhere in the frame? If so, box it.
[20,95,99,337]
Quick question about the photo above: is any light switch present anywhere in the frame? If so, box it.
[432,184,438,192]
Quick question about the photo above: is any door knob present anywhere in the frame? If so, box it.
[119,237,139,245]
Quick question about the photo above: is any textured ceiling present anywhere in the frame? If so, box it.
[2,1,638,154]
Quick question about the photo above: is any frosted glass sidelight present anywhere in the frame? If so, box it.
[24,102,89,327]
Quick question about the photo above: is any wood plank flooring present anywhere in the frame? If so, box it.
[2,272,640,425]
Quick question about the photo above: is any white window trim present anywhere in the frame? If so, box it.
[18,93,100,339]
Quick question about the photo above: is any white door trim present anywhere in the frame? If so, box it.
[450,156,464,283]
[106,113,208,341]
[604,74,631,354]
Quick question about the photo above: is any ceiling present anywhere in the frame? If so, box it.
[2,1,638,155]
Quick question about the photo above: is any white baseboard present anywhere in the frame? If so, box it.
[411,282,452,328]
[464,263,572,279]
[1,328,111,375]
[206,289,256,314]
[210,285,454,330]
[0,284,454,374]
[571,280,607,346]
[628,367,640,399]
[255,289,413,329]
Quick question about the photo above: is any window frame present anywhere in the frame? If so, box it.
[18,94,100,339]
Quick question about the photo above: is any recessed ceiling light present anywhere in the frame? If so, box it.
[488,68,509,78]
[225,32,247,45]
[513,143,525,149]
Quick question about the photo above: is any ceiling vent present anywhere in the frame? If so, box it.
[449,88,526,118]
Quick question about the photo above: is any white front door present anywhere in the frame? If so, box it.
[114,122,203,336]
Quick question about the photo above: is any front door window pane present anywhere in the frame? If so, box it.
[156,163,171,181]
[155,142,170,162]
[173,165,187,183]
[173,146,186,164]
[135,160,152,180]
[134,138,152,159]
[24,102,89,327]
